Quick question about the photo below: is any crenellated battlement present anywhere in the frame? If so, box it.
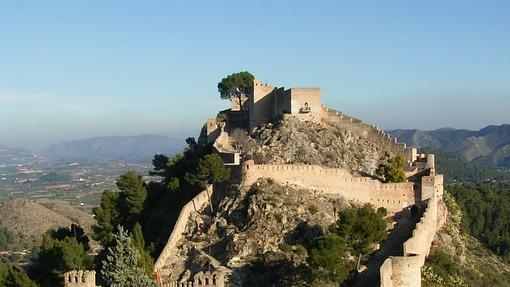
[380,173,446,287]
[161,271,225,287]
[64,270,98,287]
[240,160,420,213]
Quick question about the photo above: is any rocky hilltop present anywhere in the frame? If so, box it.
[242,117,396,175]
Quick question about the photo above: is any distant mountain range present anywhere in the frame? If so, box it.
[389,124,510,168]
[41,134,185,162]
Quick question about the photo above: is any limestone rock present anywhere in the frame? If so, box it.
[243,117,393,174]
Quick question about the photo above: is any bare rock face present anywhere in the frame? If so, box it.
[166,180,348,286]
[243,117,392,174]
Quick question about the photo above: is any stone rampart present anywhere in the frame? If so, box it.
[161,271,225,287]
[64,270,98,287]
[321,106,411,162]
[242,161,416,213]
[154,186,213,273]
[379,174,445,287]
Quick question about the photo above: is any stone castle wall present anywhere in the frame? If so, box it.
[64,270,98,287]
[249,80,322,128]
[321,106,410,162]
[161,271,225,287]
[380,174,445,287]
[154,186,213,273]
[241,161,416,213]
[288,88,321,116]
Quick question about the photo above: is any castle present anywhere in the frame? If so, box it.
[155,79,446,287]
[68,79,446,287]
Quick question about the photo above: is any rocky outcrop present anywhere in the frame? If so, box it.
[158,180,347,286]
[243,117,397,174]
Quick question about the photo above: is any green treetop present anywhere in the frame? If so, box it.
[184,153,231,189]
[217,71,254,111]
[376,156,406,183]
[101,226,157,287]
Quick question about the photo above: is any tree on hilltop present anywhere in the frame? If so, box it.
[184,153,230,189]
[217,71,255,112]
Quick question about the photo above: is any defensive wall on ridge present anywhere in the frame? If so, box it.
[154,186,213,275]
[321,106,411,161]
[380,174,446,287]
[241,160,417,213]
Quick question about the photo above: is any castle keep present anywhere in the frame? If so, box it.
[247,79,321,128]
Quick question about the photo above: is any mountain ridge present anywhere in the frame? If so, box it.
[389,124,510,168]
[40,134,185,162]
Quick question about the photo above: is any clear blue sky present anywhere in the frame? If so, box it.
[1,1,509,149]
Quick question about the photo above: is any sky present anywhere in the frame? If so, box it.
[0,1,509,149]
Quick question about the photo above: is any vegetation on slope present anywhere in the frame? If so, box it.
[423,189,510,286]
[449,183,510,259]
[0,198,79,251]
[0,260,37,287]
[420,148,508,183]
[90,137,230,284]
[30,224,94,287]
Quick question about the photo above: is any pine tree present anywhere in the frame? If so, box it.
[0,261,37,287]
[131,223,155,276]
[101,226,157,287]
[32,229,93,287]
[376,156,406,183]
[117,171,148,226]
[184,153,230,189]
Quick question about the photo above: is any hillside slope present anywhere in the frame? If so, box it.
[389,124,510,168]
[423,192,510,286]
[0,199,93,250]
